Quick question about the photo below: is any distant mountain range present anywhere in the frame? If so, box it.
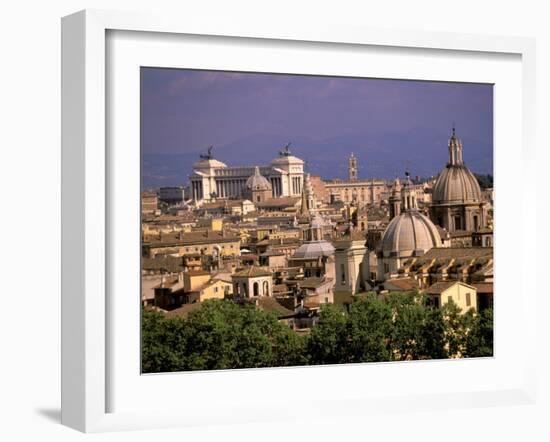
[141,127,493,190]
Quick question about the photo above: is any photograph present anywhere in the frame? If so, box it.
[140,68,494,373]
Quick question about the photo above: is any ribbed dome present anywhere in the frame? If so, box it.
[246,166,272,191]
[381,210,442,257]
[293,241,335,259]
[432,165,481,204]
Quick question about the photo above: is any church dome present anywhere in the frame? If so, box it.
[246,166,272,191]
[293,214,335,259]
[293,241,335,259]
[432,165,481,204]
[380,210,442,257]
[432,127,482,205]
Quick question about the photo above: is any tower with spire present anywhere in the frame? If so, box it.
[430,125,488,233]
[448,125,464,166]
[401,172,418,211]
[348,153,358,181]
[389,177,402,220]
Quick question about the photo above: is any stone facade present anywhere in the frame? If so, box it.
[190,145,304,202]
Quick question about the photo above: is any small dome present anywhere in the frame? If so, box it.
[380,210,441,257]
[432,165,481,204]
[246,166,272,191]
[293,241,335,259]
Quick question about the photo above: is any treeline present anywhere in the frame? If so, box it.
[142,294,493,373]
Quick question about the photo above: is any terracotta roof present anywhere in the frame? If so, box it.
[420,247,493,261]
[384,278,419,291]
[153,277,181,290]
[144,230,240,247]
[255,297,295,317]
[165,303,203,319]
[296,277,333,289]
[141,256,184,273]
[200,200,248,209]
[211,272,233,283]
[232,266,272,278]
[256,197,300,208]
[187,270,210,276]
[472,282,494,293]
[425,281,475,294]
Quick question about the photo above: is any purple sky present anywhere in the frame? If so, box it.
[141,68,493,187]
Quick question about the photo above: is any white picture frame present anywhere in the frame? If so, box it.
[61,9,537,433]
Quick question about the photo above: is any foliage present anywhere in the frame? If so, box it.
[141,300,306,373]
[462,308,494,358]
[142,294,493,372]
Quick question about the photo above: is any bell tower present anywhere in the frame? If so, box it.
[348,153,358,181]
[389,177,402,220]
[448,125,464,166]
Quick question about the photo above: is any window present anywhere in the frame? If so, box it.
[454,216,462,230]
[448,296,453,304]
[340,264,346,284]
[466,292,471,306]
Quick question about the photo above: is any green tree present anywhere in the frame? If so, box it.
[308,295,393,364]
[418,306,447,360]
[346,294,392,363]
[386,292,429,360]
[142,300,307,372]
[141,309,188,373]
[307,304,349,365]
[463,308,493,358]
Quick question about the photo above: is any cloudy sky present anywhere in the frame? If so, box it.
[141,68,493,188]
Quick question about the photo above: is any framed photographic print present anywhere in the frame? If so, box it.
[61,9,537,433]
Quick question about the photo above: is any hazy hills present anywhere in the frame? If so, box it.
[141,127,493,189]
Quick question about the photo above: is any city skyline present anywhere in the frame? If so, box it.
[141,68,493,189]
[140,67,494,372]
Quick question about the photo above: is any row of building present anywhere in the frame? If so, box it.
[141,127,493,330]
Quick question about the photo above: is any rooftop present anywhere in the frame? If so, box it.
[421,247,493,261]
[232,266,272,278]
[164,303,204,320]
[144,230,240,247]
[255,297,295,318]
[425,281,475,294]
